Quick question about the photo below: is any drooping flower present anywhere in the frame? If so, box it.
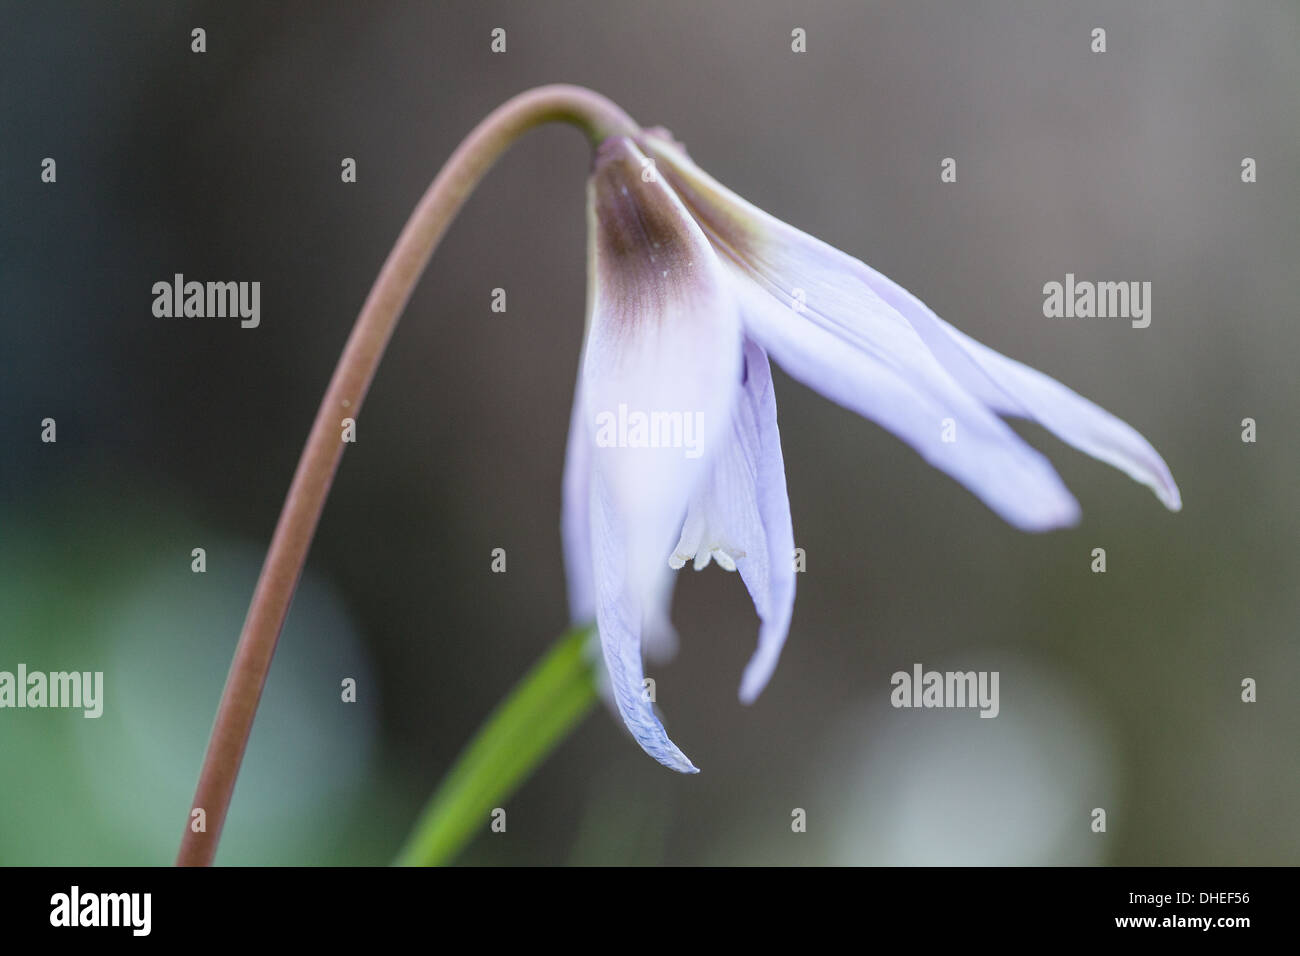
[563,132,1180,773]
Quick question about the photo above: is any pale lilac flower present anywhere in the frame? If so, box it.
[563,132,1181,773]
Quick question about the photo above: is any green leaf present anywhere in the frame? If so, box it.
[394,625,598,866]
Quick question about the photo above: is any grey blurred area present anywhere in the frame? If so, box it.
[1,0,1296,864]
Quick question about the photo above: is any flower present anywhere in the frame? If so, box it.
[563,131,1181,773]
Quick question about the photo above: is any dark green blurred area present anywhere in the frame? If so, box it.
[1,1,1297,864]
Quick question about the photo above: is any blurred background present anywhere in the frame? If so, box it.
[1,0,1297,865]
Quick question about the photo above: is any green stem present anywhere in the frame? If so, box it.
[394,626,599,866]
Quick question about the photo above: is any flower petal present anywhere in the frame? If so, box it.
[580,135,744,772]
[733,343,797,703]
[641,568,680,663]
[641,130,1177,520]
[852,264,1182,510]
[723,257,1081,532]
[591,466,699,774]
[670,340,797,703]
[561,374,595,625]
[583,136,742,550]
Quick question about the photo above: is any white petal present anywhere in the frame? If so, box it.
[672,340,798,703]
[583,136,742,569]
[591,467,698,774]
[642,130,1177,521]
[641,569,680,663]
[854,263,1182,510]
[727,269,1081,532]
[735,343,797,703]
[561,374,595,625]
[580,136,744,772]
[670,340,800,697]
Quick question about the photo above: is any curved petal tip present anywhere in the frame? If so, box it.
[1154,471,1182,512]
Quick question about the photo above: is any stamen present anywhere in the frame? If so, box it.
[669,524,745,573]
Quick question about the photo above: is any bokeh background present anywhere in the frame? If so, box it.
[2,0,1297,865]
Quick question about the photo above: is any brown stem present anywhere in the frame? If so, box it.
[176,85,638,866]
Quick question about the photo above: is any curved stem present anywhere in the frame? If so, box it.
[177,85,638,867]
